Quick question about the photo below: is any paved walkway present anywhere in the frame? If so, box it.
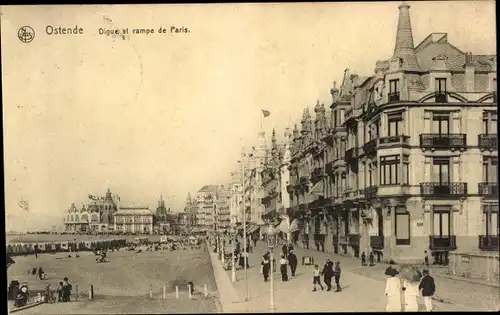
[210,240,499,312]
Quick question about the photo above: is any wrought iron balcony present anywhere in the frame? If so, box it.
[345,147,357,162]
[420,182,467,197]
[478,182,498,197]
[478,134,497,151]
[325,162,334,175]
[363,139,378,156]
[388,92,400,103]
[370,235,384,250]
[419,133,466,150]
[348,234,360,245]
[429,235,456,250]
[364,185,378,199]
[434,91,448,103]
[479,235,499,251]
[312,167,324,179]
[299,176,309,186]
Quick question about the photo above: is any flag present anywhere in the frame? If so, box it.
[88,194,98,201]
[309,181,324,196]
[262,109,271,117]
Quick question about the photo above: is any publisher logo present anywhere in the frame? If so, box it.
[18,26,35,43]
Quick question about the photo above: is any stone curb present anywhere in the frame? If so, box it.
[438,274,500,288]
[9,301,43,313]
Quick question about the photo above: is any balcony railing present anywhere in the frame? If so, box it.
[478,235,499,251]
[388,92,400,103]
[364,185,378,199]
[325,162,334,175]
[420,182,467,197]
[370,235,384,250]
[363,139,378,156]
[429,235,456,250]
[345,147,357,162]
[478,183,498,197]
[435,91,448,103]
[419,133,467,150]
[478,134,497,151]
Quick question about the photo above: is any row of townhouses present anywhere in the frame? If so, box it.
[235,2,497,264]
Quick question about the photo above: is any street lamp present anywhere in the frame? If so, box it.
[230,225,236,282]
[265,223,279,313]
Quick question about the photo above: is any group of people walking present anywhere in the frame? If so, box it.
[385,266,436,312]
[312,259,342,292]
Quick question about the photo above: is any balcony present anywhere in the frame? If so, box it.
[478,183,498,197]
[370,235,384,250]
[378,135,410,148]
[286,185,295,194]
[434,91,448,103]
[478,235,499,251]
[420,182,467,198]
[429,235,456,250]
[364,185,378,199]
[325,162,334,175]
[345,147,357,162]
[312,167,324,180]
[299,176,310,186]
[348,234,360,245]
[478,134,497,151]
[363,139,378,156]
[388,92,400,103]
[419,133,467,151]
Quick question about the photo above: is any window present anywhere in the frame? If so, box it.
[483,205,499,236]
[483,157,498,182]
[402,155,410,185]
[374,119,380,138]
[339,109,346,125]
[389,79,400,93]
[432,112,450,134]
[380,155,400,185]
[395,207,410,245]
[433,206,451,236]
[388,112,403,137]
[482,111,497,135]
[340,140,346,158]
[435,78,447,92]
[432,157,450,190]
[333,110,338,128]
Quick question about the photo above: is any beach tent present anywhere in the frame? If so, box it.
[7,255,15,268]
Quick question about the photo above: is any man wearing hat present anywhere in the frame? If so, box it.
[419,269,436,312]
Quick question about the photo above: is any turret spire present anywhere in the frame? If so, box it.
[393,2,421,72]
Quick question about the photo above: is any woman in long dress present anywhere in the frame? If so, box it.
[385,268,402,312]
[401,266,422,312]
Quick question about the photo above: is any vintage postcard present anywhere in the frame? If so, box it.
[2,1,498,314]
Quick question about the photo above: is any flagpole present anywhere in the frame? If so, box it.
[260,111,264,131]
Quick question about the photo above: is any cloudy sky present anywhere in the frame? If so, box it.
[1,1,496,231]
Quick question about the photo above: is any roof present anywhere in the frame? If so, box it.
[197,185,219,193]
[115,207,152,215]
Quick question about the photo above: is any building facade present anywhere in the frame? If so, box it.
[282,2,497,264]
[195,185,219,233]
[64,189,118,233]
[113,207,154,234]
[154,194,170,233]
[216,186,231,232]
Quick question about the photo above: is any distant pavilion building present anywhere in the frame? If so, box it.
[113,207,154,234]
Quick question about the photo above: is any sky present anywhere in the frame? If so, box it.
[1,1,496,231]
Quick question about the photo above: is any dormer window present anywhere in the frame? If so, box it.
[388,79,400,102]
[435,78,448,103]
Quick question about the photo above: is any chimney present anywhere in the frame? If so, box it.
[465,52,475,92]
[393,2,421,72]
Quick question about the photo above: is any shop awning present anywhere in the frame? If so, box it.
[246,225,260,234]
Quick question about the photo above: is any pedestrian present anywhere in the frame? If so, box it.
[385,267,401,312]
[37,267,44,280]
[312,264,324,291]
[261,252,271,282]
[62,277,72,302]
[57,281,64,302]
[32,267,37,276]
[287,243,294,254]
[288,249,298,277]
[279,253,289,281]
[34,244,38,259]
[333,261,342,292]
[424,250,429,267]
[361,252,366,266]
[401,265,421,312]
[369,252,375,266]
[419,268,436,312]
[321,259,334,291]
[282,243,288,258]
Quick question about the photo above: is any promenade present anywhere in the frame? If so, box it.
[210,240,500,313]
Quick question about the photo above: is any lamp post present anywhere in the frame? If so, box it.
[265,223,279,313]
[220,231,225,266]
[230,225,236,282]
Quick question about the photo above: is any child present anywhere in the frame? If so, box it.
[57,282,64,302]
[333,261,342,292]
[312,264,324,291]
